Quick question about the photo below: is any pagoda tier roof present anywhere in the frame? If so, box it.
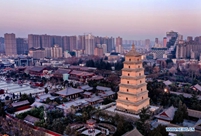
[122,68,144,72]
[116,97,149,106]
[118,90,149,97]
[125,44,141,57]
[121,75,146,80]
[119,83,147,89]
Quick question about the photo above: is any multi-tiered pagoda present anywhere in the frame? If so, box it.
[116,44,150,114]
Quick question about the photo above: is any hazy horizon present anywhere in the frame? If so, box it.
[1,0,201,40]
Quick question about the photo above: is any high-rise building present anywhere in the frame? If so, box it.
[163,37,167,47]
[107,37,114,52]
[51,44,63,58]
[41,34,53,48]
[4,33,17,56]
[116,36,123,50]
[85,34,95,55]
[69,36,77,51]
[77,35,85,50]
[62,36,70,51]
[187,36,193,42]
[155,38,159,44]
[28,34,41,49]
[116,44,123,54]
[102,44,107,54]
[94,47,103,57]
[16,38,28,55]
[0,37,5,53]
[145,39,150,51]
[28,48,45,59]
[44,48,51,58]
[116,44,149,114]
[52,36,62,47]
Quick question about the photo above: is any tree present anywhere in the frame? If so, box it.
[172,100,188,124]
[45,87,49,94]
[149,124,168,136]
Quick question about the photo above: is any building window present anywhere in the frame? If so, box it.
[141,88,143,91]
[126,97,128,100]
[128,66,130,68]
[138,65,140,68]
[139,73,141,76]
[127,81,129,84]
[127,89,129,92]
[137,59,139,61]
[129,58,131,61]
[140,80,142,83]
[142,97,143,99]
[128,73,130,76]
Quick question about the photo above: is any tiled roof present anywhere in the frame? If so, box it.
[24,115,40,124]
[54,68,71,74]
[12,100,30,108]
[55,87,83,96]
[96,86,112,91]
[156,106,176,121]
[123,128,143,136]
[163,80,172,86]
[194,84,201,91]
[29,66,46,72]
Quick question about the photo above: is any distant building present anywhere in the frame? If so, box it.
[155,38,159,44]
[16,38,28,55]
[116,44,123,54]
[28,34,41,49]
[85,34,95,55]
[4,33,17,56]
[77,35,85,50]
[41,34,53,48]
[51,44,63,58]
[44,47,51,58]
[187,36,193,42]
[0,37,5,53]
[69,36,77,51]
[163,37,167,47]
[94,47,103,57]
[29,48,45,59]
[116,36,122,51]
[151,47,168,59]
[145,39,150,51]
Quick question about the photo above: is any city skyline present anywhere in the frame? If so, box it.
[1,0,201,40]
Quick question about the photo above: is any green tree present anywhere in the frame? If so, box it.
[45,87,49,94]
[149,124,168,136]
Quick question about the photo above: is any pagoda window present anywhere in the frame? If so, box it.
[142,97,143,99]
[137,59,139,61]
[141,88,143,91]
[129,58,131,61]
[139,73,141,76]
[126,97,128,100]
[127,89,129,92]
[128,66,130,68]
[140,80,142,83]
[127,81,129,84]
[138,65,140,68]
[128,73,130,76]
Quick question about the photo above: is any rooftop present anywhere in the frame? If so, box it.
[55,87,83,96]
[12,100,30,108]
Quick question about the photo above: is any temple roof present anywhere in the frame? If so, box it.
[126,44,141,57]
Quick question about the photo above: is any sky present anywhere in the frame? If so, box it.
[0,0,201,40]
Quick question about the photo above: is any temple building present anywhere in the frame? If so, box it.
[116,44,150,114]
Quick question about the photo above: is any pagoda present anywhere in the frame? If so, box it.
[116,44,149,114]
